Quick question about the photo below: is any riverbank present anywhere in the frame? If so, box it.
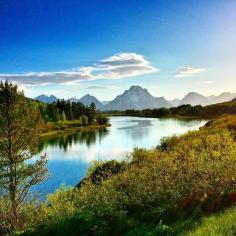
[34,116,206,200]
[20,114,236,236]
[39,120,111,138]
[106,113,203,119]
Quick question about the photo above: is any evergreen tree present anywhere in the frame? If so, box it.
[88,102,96,124]
[61,111,67,121]
[80,115,89,126]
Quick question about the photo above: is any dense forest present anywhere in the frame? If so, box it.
[108,99,236,118]
[36,100,105,124]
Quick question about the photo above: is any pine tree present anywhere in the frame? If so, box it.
[61,111,67,121]
[88,102,96,124]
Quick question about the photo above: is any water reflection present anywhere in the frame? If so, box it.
[34,116,207,197]
[118,119,153,130]
[119,119,152,140]
[39,128,109,152]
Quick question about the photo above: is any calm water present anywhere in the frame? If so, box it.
[33,116,207,197]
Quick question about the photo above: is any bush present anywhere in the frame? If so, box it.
[96,114,109,125]
[18,115,236,235]
[80,115,89,126]
[76,160,127,188]
[76,116,236,223]
[21,212,104,236]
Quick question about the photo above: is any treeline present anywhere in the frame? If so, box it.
[37,100,97,124]
[120,100,236,118]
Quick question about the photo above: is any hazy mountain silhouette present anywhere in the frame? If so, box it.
[35,86,236,110]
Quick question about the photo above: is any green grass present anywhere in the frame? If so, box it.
[180,206,236,236]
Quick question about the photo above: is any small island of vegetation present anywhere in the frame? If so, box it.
[33,92,110,138]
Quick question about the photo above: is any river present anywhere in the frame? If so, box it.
[33,116,207,197]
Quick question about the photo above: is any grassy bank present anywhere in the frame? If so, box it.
[180,206,236,236]
[39,120,111,138]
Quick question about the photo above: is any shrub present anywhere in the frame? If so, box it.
[80,115,89,126]
[18,115,236,235]
[76,160,127,188]
[96,114,109,125]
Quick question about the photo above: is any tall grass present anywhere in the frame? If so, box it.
[181,206,236,236]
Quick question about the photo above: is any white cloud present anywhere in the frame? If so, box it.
[0,53,158,85]
[176,67,206,78]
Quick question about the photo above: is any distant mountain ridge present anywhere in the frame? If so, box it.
[104,86,171,110]
[35,94,58,104]
[35,94,104,110]
[178,91,236,106]
[79,94,104,110]
[34,86,236,110]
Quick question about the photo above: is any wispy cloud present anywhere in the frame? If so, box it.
[201,80,214,84]
[0,53,158,85]
[176,67,206,78]
[86,85,119,90]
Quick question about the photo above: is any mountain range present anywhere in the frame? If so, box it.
[35,86,236,111]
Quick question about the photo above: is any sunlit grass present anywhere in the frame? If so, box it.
[181,206,236,236]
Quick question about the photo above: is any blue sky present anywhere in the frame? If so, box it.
[0,0,235,100]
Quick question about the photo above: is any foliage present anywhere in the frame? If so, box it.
[88,102,96,124]
[22,212,105,236]
[77,160,127,188]
[122,99,236,118]
[18,114,236,236]
[37,99,98,124]
[80,115,89,126]
[85,160,104,178]
[0,81,48,230]
[96,114,109,125]
[61,111,67,121]
[180,205,236,236]
[39,186,79,223]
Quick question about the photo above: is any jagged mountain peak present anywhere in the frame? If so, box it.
[104,85,171,110]
[126,85,150,94]
[185,92,203,97]
[34,86,236,109]
[179,91,236,106]
[35,94,58,103]
[79,94,104,109]
[81,94,97,99]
